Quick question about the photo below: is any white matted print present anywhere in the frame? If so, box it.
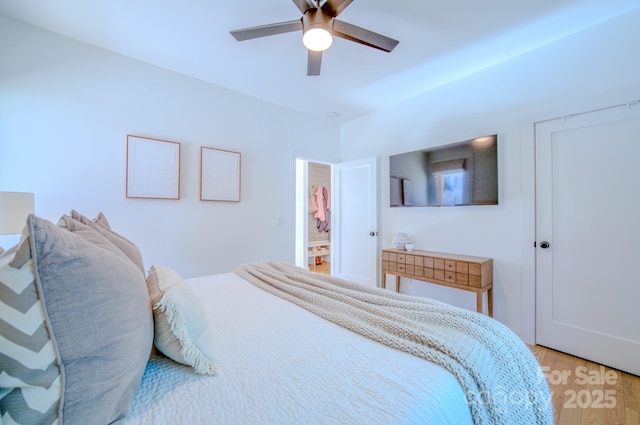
[126,135,181,199]
[402,179,413,206]
[390,176,402,206]
[200,147,241,202]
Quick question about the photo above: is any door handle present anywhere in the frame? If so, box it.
[539,241,550,249]
[369,231,378,236]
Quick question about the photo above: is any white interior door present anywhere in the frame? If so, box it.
[535,101,640,375]
[332,157,378,286]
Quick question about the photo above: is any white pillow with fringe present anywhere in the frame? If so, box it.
[146,265,217,375]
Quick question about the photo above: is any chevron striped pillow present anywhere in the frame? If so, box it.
[0,234,61,425]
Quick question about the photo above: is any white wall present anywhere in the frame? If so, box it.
[3,8,640,338]
[340,8,640,338]
[0,15,340,278]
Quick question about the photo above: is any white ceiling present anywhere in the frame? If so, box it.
[1,0,638,122]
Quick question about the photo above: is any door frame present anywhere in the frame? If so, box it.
[290,150,336,271]
[520,91,640,345]
[290,151,379,286]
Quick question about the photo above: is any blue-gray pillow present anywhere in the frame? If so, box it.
[27,215,152,424]
[68,210,145,274]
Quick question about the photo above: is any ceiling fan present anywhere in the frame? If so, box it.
[230,0,399,76]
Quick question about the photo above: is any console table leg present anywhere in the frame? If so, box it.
[488,288,493,318]
[476,291,483,315]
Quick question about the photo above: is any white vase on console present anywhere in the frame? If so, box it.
[392,232,411,250]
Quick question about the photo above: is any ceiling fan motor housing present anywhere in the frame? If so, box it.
[302,8,333,32]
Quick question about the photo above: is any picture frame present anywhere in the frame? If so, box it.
[126,135,181,200]
[390,176,402,206]
[402,179,414,206]
[200,146,241,202]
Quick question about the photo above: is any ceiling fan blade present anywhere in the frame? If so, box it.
[230,20,302,41]
[321,0,353,17]
[292,0,316,14]
[307,50,322,76]
[333,19,399,52]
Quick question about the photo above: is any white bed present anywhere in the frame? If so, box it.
[2,214,551,425]
[124,272,474,425]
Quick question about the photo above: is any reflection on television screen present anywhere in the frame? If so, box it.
[389,135,498,207]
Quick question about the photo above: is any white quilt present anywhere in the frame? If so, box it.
[124,272,474,425]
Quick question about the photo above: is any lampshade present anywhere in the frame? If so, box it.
[302,9,333,52]
[0,192,35,235]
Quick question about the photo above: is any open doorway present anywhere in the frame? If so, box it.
[294,156,378,286]
[295,159,332,275]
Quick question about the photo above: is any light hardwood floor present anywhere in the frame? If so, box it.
[530,345,640,425]
[308,261,331,275]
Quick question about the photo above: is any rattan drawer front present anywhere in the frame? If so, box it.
[456,261,469,274]
[445,271,456,283]
[423,268,434,279]
[469,275,482,288]
[456,273,469,285]
[469,263,482,276]
[445,260,456,271]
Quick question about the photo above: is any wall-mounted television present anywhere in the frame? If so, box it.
[389,135,498,207]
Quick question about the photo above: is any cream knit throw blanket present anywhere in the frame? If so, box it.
[235,262,553,425]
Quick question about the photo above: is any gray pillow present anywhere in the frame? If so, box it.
[28,215,153,424]
[93,211,112,229]
[68,210,145,274]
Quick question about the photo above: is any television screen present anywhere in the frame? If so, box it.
[389,135,498,207]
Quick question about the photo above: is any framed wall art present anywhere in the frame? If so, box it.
[200,146,241,202]
[402,179,414,206]
[126,135,181,200]
[390,176,402,206]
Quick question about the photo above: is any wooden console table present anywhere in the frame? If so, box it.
[381,249,493,316]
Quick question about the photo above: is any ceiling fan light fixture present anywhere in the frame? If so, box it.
[303,27,332,51]
[302,9,333,52]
